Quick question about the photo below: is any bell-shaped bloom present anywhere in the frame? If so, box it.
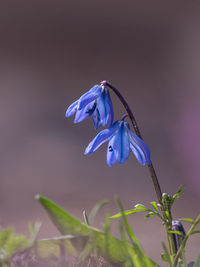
[65,84,113,129]
[172,220,186,253]
[84,120,151,166]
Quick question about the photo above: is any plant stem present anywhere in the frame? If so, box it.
[167,210,176,260]
[102,80,162,204]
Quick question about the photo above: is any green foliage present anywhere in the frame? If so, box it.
[0,222,42,267]
[162,242,173,267]
[36,194,158,267]
[111,202,164,223]
[179,218,194,224]
[0,228,30,267]
[1,192,199,266]
[0,228,29,262]
[110,187,200,267]
[87,199,109,226]
[168,231,184,236]
[172,185,184,205]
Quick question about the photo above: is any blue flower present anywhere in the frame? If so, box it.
[65,84,114,129]
[84,120,151,166]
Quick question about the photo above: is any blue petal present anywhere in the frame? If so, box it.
[128,129,151,165]
[84,121,120,154]
[74,101,95,123]
[96,88,114,127]
[65,100,79,117]
[107,137,117,166]
[97,91,107,126]
[112,122,130,164]
[92,108,101,130]
[104,89,114,127]
[78,85,102,110]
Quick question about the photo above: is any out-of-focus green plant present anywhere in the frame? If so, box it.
[1,195,199,266]
[0,222,40,267]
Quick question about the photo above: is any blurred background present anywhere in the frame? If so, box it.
[0,0,200,264]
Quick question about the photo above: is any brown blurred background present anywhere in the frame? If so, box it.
[0,0,200,264]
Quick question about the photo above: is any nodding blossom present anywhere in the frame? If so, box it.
[172,220,186,253]
[84,120,151,166]
[65,84,113,129]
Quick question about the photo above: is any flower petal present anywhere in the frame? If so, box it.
[92,108,101,130]
[128,130,151,165]
[97,92,107,126]
[65,100,79,117]
[112,122,130,164]
[78,85,102,110]
[84,121,120,154]
[96,88,114,127]
[74,102,95,123]
[107,137,117,166]
[104,89,114,127]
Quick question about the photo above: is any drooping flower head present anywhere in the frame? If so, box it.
[172,220,186,253]
[84,120,151,166]
[65,84,114,129]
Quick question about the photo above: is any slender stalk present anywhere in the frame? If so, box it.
[167,209,176,259]
[101,80,162,204]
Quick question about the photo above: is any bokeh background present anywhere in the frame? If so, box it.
[1,0,200,264]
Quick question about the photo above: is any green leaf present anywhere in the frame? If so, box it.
[168,231,184,236]
[161,253,168,262]
[111,204,150,219]
[179,218,194,223]
[172,185,184,204]
[111,209,147,219]
[191,230,200,235]
[36,195,138,265]
[36,195,90,236]
[118,220,137,267]
[151,201,159,212]
[88,199,108,226]
[145,212,155,220]
[115,197,157,267]
[134,204,149,211]
[165,210,169,219]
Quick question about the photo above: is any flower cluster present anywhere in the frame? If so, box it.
[65,85,113,129]
[66,83,151,166]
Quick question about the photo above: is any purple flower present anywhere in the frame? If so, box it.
[65,85,113,129]
[172,220,186,253]
[84,120,151,166]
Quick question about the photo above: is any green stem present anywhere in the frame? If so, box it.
[167,210,176,260]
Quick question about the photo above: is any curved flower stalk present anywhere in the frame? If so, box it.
[85,120,151,166]
[65,84,114,129]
